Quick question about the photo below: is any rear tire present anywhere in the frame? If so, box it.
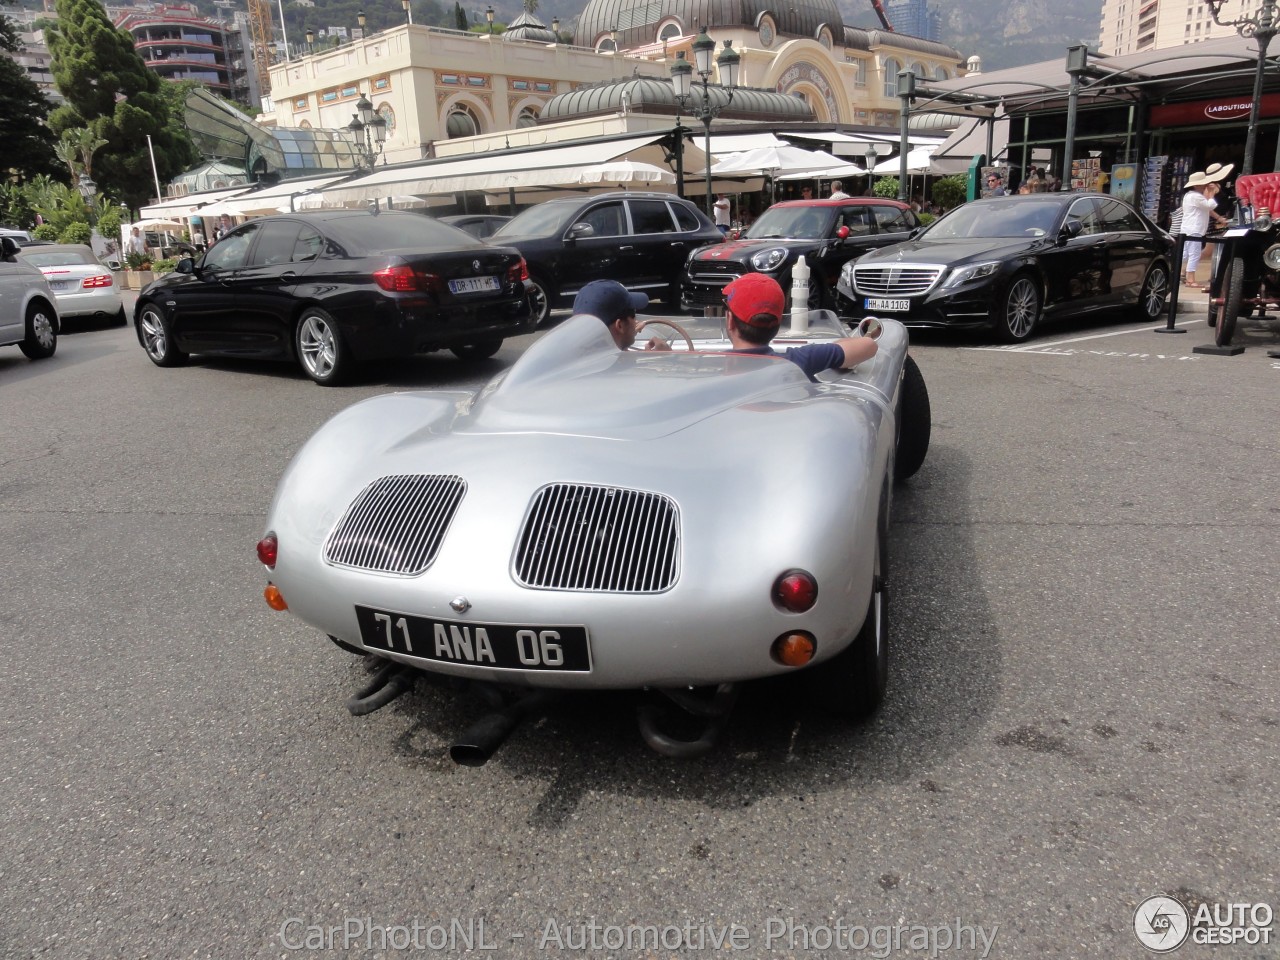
[528,274,554,326]
[138,303,186,367]
[806,521,888,718]
[450,338,503,361]
[895,354,931,481]
[18,302,57,359]
[1214,256,1244,347]
[296,308,348,385]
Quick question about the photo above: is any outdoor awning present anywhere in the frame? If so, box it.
[317,134,692,203]
[139,185,255,219]
[207,174,354,216]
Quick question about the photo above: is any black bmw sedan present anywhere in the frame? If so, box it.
[835,193,1173,342]
[134,210,534,384]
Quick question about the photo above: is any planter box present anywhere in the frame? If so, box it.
[134,270,155,288]
[113,270,128,290]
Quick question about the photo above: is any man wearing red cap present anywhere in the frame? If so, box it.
[722,273,877,379]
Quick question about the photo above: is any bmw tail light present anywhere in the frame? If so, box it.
[773,569,818,612]
[256,533,278,568]
[506,257,529,283]
[81,274,113,288]
[373,264,441,292]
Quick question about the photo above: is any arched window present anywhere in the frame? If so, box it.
[378,104,396,138]
[934,65,950,80]
[445,106,479,138]
[596,36,617,52]
[882,58,900,98]
[516,106,539,128]
[910,61,926,79]
[658,21,681,43]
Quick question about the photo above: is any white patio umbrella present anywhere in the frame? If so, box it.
[574,160,675,185]
[708,145,846,177]
[776,161,866,181]
[873,145,941,175]
[131,218,186,232]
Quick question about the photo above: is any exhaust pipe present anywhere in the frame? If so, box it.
[637,684,738,758]
[450,690,555,766]
[346,658,416,716]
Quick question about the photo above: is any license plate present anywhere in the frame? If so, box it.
[448,276,500,295]
[49,281,71,291]
[865,298,910,312]
[355,605,591,672]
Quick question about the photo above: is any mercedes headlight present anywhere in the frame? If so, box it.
[750,248,787,272]
[942,261,1001,289]
[840,261,856,287]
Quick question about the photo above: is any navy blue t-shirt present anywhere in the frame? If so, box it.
[731,343,846,381]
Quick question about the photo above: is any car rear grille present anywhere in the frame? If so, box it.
[853,265,944,297]
[325,474,466,575]
[514,483,680,593]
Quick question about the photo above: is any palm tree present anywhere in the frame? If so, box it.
[67,128,109,180]
[53,140,80,182]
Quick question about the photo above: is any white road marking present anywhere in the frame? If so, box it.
[962,316,1204,352]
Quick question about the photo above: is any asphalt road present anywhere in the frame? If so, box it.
[1,301,1276,960]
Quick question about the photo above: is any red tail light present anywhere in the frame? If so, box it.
[773,569,818,612]
[373,264,441,292]
[506,257,529,283]
[256,534,278,568]
[81,274,114,288]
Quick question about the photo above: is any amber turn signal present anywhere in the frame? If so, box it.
[772,631,816,667]
[264,583,288,611]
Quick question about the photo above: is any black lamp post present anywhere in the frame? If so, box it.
[551,16,560,39]
[357,10,366,37]
[1206,0,1278,175]
[347,92,387,168]
[486,5,494,32]
[305,27,314,52]
[402,0,412,25]
[670,28,740,217]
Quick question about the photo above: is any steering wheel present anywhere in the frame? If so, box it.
[636,318,696,352]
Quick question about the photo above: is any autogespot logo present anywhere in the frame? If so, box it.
[1134,896,1191,952]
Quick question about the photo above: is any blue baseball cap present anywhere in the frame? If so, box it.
[574,280,648,325]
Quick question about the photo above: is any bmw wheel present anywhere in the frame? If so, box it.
[18,303,57,359]
[296,308,348,385]
[997,274,1041,342]
[1135,263,1170,322]
[138,303,187,367]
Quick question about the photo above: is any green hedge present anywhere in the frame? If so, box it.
[59,222,93,245]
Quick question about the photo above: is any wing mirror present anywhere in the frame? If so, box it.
[567,222,595,241]
[176,257,196,274]
[1058,218,1084,244]
[836,225,850,240]
[0,236,18,260]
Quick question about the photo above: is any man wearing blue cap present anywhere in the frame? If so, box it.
[573,280,671,351]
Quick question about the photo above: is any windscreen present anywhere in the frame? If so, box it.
[924,200,1062,239]
[323,214,478,254]
[743,205,835,240]
[21,249,100,267]
[489,202,575,240]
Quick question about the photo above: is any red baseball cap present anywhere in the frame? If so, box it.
[724,273,785,327]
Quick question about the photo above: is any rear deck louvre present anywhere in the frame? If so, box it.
[324,474,466,575]
[514,483,680,592]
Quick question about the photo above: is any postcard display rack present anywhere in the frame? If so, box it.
[1070,157,1101,191]
[1142,155,1194,229]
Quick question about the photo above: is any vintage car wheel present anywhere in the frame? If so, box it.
[528,275,554,326]
[806,523,888,718]
[18,303,57,359]
[138,303,186,367]
[1134,263,1170,321]
[895,355,931,482]
[997,274,1040,343]
[1213,256,1244,347]
[296,309,348,386]
[450,338,503,361]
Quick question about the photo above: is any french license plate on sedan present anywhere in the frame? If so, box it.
[448,276,500,295]
[49,281,72,291]
[355,605,591,672]
[865,298,910,312]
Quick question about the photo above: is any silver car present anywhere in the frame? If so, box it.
[257,310,931,762]
[0,236,60,360]
[17,243,126,326]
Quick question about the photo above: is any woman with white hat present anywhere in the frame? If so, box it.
[1180,169,1230,289]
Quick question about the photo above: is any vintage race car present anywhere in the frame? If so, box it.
[258,309,930,762]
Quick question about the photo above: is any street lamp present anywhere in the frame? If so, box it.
[851,142,890,196]
[347,92,387,168]
[1206,0,1277,175]
[670,28,740,216]
[76,172,96,203]
[551,16,560,38]
[401,0,412,25]
[305,27,314,52]
[486,5,494,32]
[357,10,366,37]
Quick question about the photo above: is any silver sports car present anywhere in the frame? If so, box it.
[258,309,930,762]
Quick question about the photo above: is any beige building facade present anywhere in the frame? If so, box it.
[1098,0,1264,55]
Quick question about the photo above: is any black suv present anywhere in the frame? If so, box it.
[682,199,920,310]
[487,192,722,323]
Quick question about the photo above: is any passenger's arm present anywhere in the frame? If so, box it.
[836,336,878,368]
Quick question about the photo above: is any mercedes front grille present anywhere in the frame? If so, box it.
[325,474,466,575]
[853,265,944,297]
[514,483,680,592]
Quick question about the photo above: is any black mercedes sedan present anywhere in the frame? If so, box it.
[684,198,919,311]
[835,193,1173,342]
[134,210,534,384]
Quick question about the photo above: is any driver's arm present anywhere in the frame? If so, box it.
[835,336,878,368]
[643,337,672,351]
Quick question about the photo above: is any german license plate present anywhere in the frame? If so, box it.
[865,298,910,312]
[49,281,71,291]
[355,605,591,672]
[448,276,500,295]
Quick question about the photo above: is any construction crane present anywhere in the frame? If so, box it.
[246,0,275,97]
[868,0,894,31]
